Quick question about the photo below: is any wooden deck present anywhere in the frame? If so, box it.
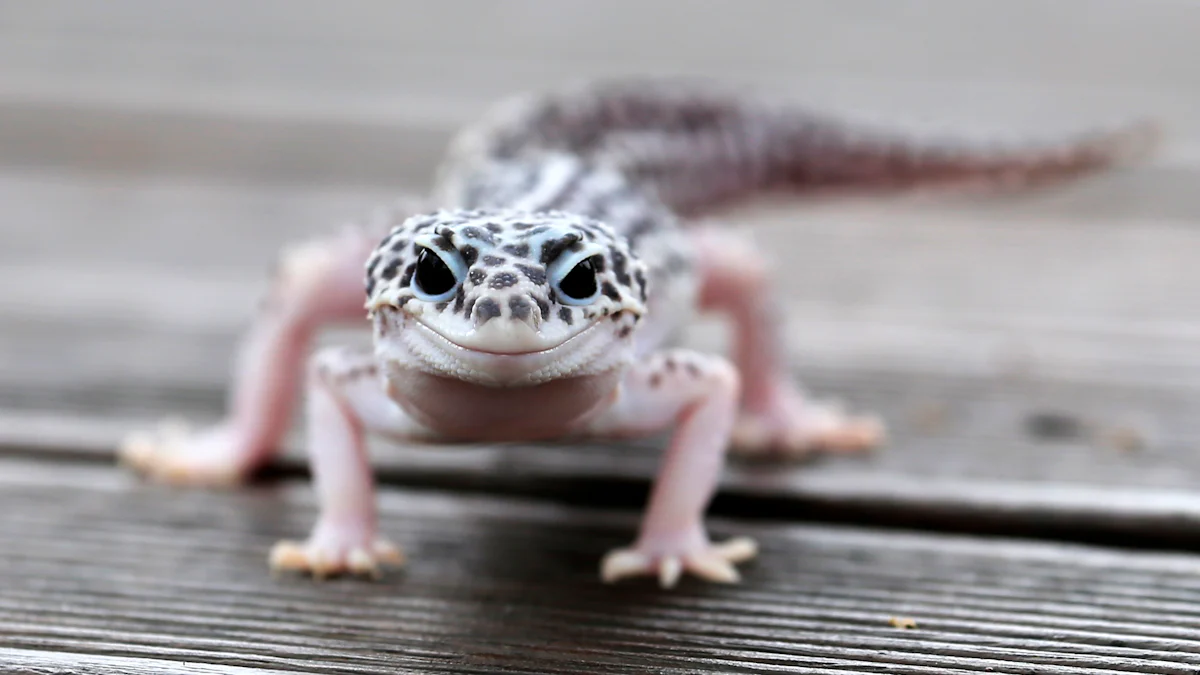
[3,0,1200,672]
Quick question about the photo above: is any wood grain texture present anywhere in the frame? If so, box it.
[3,457,1200,674]
[0,649,293,675]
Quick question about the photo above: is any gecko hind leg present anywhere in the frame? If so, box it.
[119,224,388,486]
[691,226,884,459]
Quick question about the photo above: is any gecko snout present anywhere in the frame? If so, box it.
[471,292,542,330]
[465,292,550,353]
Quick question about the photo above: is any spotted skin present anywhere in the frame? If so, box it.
[121,78,1157,587]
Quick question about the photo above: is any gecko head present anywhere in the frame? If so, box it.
[364,208,648,386]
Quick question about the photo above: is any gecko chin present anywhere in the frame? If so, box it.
[371,307,635,440]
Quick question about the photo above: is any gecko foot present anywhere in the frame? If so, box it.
[269,520,404,580]
[601,533,758,588]
[119,419,251,486]
[732,390,884,460]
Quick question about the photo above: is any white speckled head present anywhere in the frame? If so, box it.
[365,208,648,386]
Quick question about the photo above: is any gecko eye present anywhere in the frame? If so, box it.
[412,246,461,302]
[552,255,601,305]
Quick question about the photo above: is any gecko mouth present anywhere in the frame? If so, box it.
[388,313,626,387]
[409,316,602,357]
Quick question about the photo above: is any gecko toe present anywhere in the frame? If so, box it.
[600,536,758,588]
[269,535,404,581]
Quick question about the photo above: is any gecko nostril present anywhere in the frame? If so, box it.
[471,293,541,330]
[472,297,503,326]
[507,295,539,328]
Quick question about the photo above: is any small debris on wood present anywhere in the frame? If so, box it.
[1024,411,1087,442]
[910,401,949,434]
[1102,426,1146,453]
[889,616,918,629]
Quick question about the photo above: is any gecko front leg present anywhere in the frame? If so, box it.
[269,345,432,579]
[120,198,425,486]
[583,349,758,588]
[692,226,884,459]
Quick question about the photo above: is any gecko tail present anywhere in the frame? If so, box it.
[636,114,1163,215]
[443,79,1161,215]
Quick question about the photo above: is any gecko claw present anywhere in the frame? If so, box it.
[600,536,758,588]
[118,419,248,487]
[269,536,405,580]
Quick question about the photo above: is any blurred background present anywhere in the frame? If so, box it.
[1,0,1198,490]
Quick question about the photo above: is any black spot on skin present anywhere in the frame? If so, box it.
[489,271,519,289]
[399,263,416,288]
[482,255,505,267]
[616,325,632,338]
[558,307,574,326]
[525,225,550,237]
[686,363,701,378]
[664,358,677,372]
[380,260,402,281]
[535,297,550,321]
[463,296,476,318]
[366,255,382,278]
[601,282,621,301]
[610,312,623,322]
[485,222,503,234]
[460,226,496,245]
[539,234,582,265]
[431,236,455,253]
[503,243,531,258]
[469,269,487,285]
[460,245,479,267]
[435,301,449,312]
[634,269,647,299]
[475,298,501,322]
[397,296,411,307]
[365,278,376,298]
[649,373,662,388]
[611,251,631,286]
[508,296,532,321]
[453,288,466,313]
[515,263,546,285]
[514,221,536,230]
[390,238,408,252]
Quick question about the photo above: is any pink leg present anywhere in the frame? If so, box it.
[269,346,429,579]
[691,226,884,458]
[120,216,405,486]
[583,349,757,588]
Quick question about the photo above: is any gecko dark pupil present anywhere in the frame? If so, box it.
[559,257,599,300]
[414,248,456,295]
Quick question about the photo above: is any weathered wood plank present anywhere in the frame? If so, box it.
[3,457,1200,674]
[2,1,1199,190]
[0,649,293,675]
[4,0,1197,92]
